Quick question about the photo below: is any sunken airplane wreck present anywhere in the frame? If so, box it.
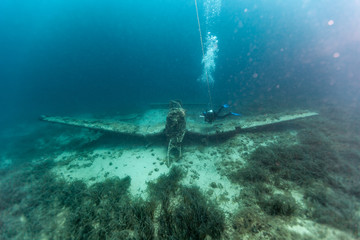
[40,100,318,165]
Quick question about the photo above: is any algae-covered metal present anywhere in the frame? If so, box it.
[40,106,318,139]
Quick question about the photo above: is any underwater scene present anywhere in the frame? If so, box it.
[1,0,360,239]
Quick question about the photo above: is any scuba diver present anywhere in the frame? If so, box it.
[201,104,241,123]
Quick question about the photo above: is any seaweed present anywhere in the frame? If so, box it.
[158,186,225,240]
[131,199,156,239]
[248,144,329,186]
[229,130,339,191]
[251,183,274,199]
[58,180,87,207]
[64,176,143,240]
[304,184,360,235]
[226,124,360,237]
[147,166,184,206]
[231,206,310,240]
[174,186,225,239]
[232,207,270,235]
[0,159,158,240]
[0,160,71,239]
[0,171,29,211]
[147,166,225,239]
[229,164,270,184]
[259,193,298,216]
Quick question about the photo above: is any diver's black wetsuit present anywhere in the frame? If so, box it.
[202,105,239,123]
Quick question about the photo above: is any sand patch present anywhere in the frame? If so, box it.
[54,146,169,198]
[287,219,357,240]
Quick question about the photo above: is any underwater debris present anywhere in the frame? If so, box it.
[40,107,318,141]
[165,100,186,166]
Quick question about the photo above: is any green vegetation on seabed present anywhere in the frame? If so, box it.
[1,108,359,239]
[148,167,225,239]
[229,125,360,237]
[0,163,225,240]
[0,161,154,239]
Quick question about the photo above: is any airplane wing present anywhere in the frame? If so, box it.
[40,109,318,139]
[185,110,318,138]
[39,115,165,137]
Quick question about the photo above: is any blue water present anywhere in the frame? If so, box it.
[1,1,360,238]
[0,0,359,125]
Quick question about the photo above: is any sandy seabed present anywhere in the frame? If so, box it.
[0,107,359,240]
